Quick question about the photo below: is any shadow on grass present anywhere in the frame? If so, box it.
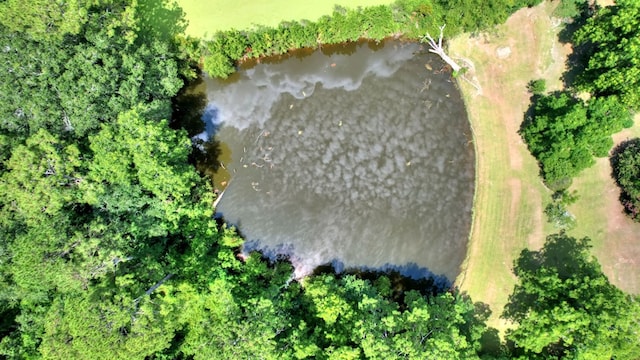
[502,233,596,321]
[557,1,597,89]
[137,0,188,42]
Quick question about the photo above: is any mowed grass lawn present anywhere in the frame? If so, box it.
[449,1,565,332]
[176,0,396,38]
[452,0,640,332]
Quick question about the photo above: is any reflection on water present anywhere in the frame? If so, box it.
[202,40,474,281]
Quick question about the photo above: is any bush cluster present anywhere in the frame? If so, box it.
[202,0,542,78]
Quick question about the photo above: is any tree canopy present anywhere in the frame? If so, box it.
[1,0,638,358]
[574,0,640,110]
[503,234,640,359]
[202,0,543,78]
[520,92,632,187]
[0,0,186,137]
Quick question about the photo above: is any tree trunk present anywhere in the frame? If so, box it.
[422,25,462,73]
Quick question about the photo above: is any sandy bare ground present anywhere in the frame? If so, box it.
[570,119,640,294]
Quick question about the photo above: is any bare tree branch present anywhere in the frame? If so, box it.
[421,25,462,73]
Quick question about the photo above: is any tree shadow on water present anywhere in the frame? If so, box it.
[170,75,226,180]
[312,259,452,300]
[171,75,207,136]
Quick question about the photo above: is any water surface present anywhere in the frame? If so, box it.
[202,40,474,280]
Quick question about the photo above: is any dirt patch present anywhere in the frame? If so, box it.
[600,125,640,293]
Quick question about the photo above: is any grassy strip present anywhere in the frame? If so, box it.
[177,0,395,38]
[567,114,640,295]
[450,1,565,332]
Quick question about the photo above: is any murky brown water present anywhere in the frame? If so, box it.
[200,40,474,281]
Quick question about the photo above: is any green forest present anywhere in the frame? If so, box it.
[0,0,639,359]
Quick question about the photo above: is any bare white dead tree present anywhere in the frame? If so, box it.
[421,25,462,73]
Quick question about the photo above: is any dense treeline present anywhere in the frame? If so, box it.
[520,0,639,190]
[202,0,542,78]
[0,0,639,358]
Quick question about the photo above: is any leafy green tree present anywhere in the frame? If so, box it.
[284,274,486,359]
[201,0,539,78]
[521,92,632,186]
[0,109,233,357]
[0,0,184,137]
[202,50,237,78]
[503,234,640,359]
[544,190,578,230]
[164,279,285,360]
[0,0,94,41]
[527,79,547,95]
[361,6,397,41]
[574,0,640,110]
[611,138,640,221]
[39,290,178,359]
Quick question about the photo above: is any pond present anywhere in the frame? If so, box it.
[198,40,474,282]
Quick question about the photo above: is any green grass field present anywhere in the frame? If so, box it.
[567,114,640,295]
[449,1,565,332]
[176,0,396,38]
[452,0,640,332]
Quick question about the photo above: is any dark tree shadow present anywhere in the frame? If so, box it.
[171,75,207,137]
[0,306,19,340]
[478,327,507,358]
[136,0,188,42]
[557,1,598,89]
[170,75,227,181]
[319,40,365,57]
[502,234,596,321]
[311,259,451,302]
[190,138,226,179]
